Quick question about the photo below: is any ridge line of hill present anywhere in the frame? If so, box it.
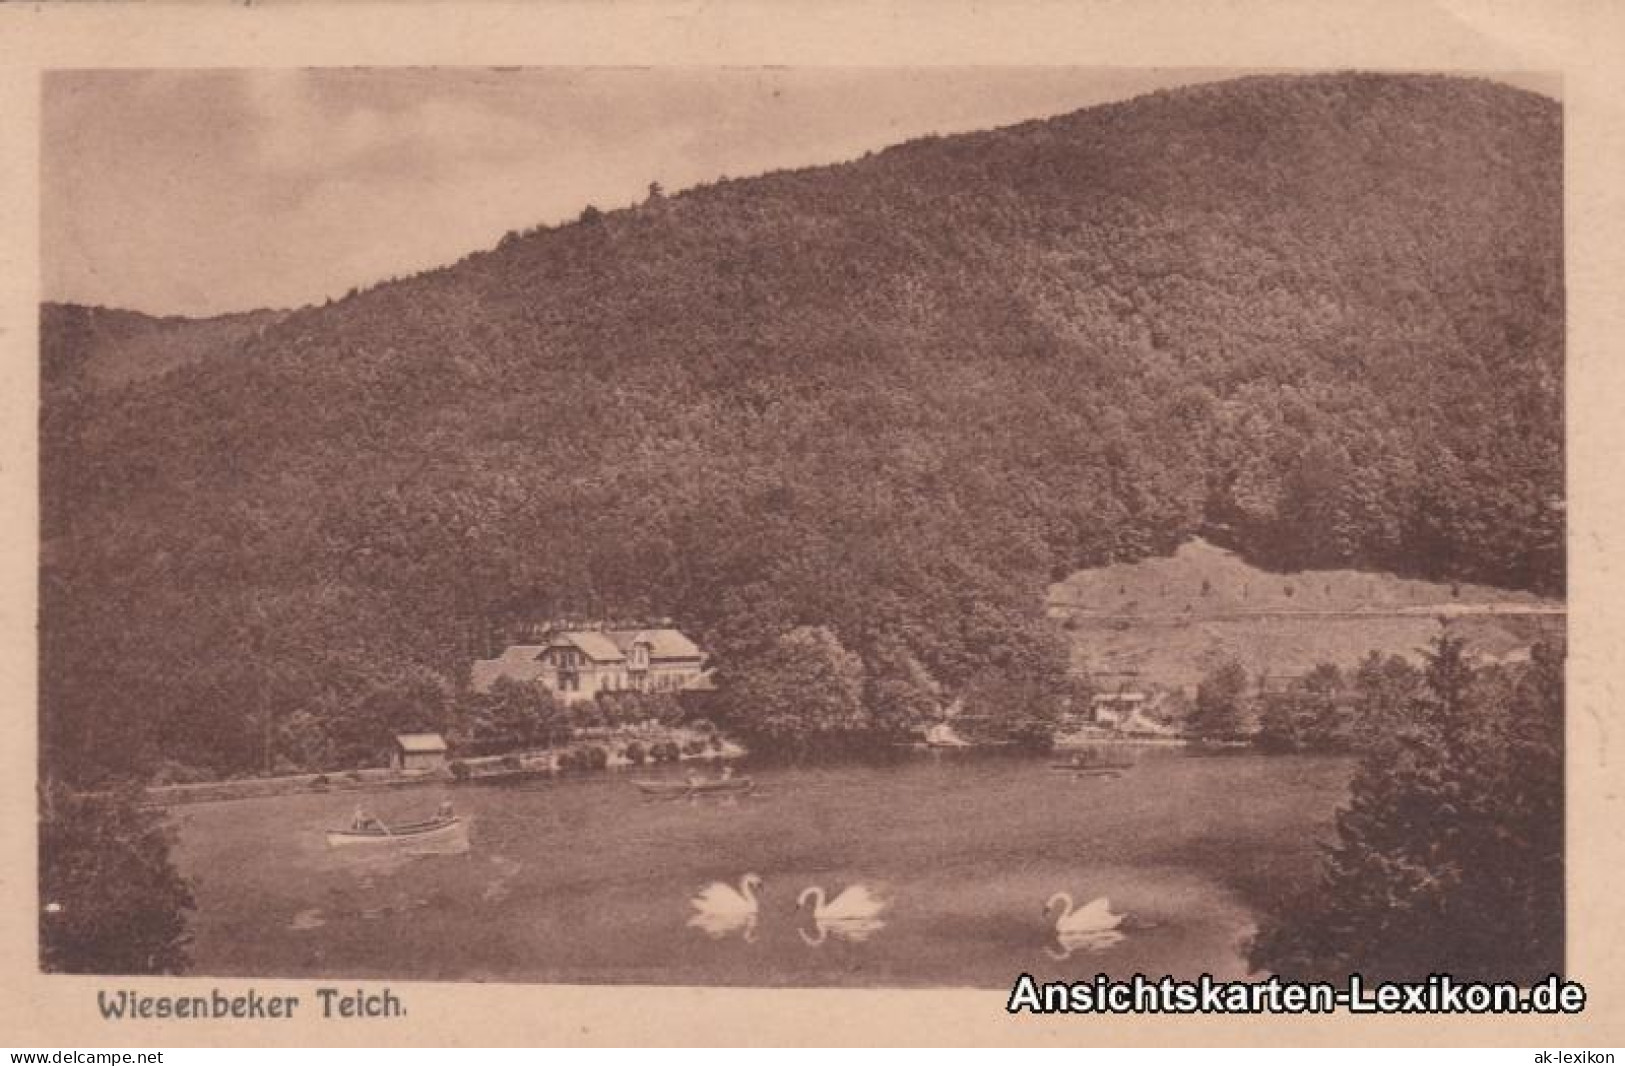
[41,71,1564,781]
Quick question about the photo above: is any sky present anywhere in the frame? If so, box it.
[42,67,1558,318]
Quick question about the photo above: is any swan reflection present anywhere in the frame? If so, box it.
[799,918,886,945]
[688,909,759,942]
[1045,928,1127,959]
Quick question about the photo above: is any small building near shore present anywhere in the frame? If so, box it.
[392,732,449,773]
[1091,690,1148,728]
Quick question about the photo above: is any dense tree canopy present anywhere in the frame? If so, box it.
[1256,662,1350,752]
[724,626,869,743]
[40,74,1562,782]
[39,782,195,974]
[1250,637,1564,981]
[1189,658,1251,740]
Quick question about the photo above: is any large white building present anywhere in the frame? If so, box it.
[470,625,708,704]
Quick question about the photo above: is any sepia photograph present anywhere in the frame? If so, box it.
[36,61,1566,999]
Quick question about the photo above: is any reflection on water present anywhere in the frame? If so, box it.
[689,911,759,942]
[481,855,524,903]
[173,749,1353,987]
[1046,929,1127,960]
[288,908,326,931]
[799,917,886,946]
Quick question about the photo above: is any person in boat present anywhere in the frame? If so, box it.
[435,800,454,822]
[351,805,382,832]
[719,765,734,781]
[685,768,702,787]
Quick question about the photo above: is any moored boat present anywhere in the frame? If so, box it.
[325,812,462,847]
[459,767,549,786]
[634,777,754,797]
[1050,752,1135,774]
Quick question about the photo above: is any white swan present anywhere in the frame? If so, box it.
[695,873,763,916]
[1046,893,1123,934]
[799,884,887,922]
[797,884,887,945]
[1043,893,1126,959]
[688,873,763,941]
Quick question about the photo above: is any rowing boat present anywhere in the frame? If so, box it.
[634,777,754,797]
[1050,760,1134,772]
[325,816,463,847]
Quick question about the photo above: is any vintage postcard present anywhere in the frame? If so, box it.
[3,0,1624,1048]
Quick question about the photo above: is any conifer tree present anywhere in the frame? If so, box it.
[1251,635,1564,981]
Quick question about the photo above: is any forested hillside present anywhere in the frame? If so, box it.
[41,74,1563,782]
[41,303,289,392]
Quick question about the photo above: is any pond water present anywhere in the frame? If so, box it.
[170,748,1353,987]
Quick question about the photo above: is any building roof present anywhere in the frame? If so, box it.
[1256,674,1301,693]
[554,630,627,662]
[472,628,704,691]
[469,645,548,693]
[1121,707,1178,736]
[395,732,448,753]
[607,627,704,661]
[606,629,646,654]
